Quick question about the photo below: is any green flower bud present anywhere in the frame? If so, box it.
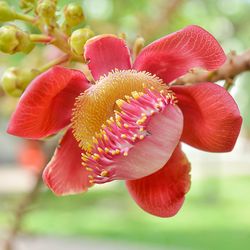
[64,3,84,27]
[0,1,17,21]
[69,28,94,56]
[1,67,39,97]
[19,0,35,10]
[36,0,56,24]
[0,25,34,54]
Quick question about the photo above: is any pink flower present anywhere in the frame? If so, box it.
[7,26,242,217]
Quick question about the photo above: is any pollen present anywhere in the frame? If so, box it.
[71,69,167,151]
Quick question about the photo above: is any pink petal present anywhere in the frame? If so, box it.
[126,145,191,218]
[84,35,132,81]
[8,66,90,139]
[43,129,90,196]
[172,82,242,152]
[133,25,226,83]
[82,89,183,183]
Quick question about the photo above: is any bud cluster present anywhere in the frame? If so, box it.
[0,0,96,97]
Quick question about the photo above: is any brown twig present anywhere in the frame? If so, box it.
[3,174,43,250]
[171,50,250,89]
[2,141,55,250]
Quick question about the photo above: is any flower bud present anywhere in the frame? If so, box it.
[0,25,34,54]
[19,0,35,10]
[69,28,94,56]
[64,3,84,27]
[1,67,39,97]
[133,36,145,58]
[0,1,17,21]
[36,0,56,24]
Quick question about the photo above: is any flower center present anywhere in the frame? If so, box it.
[82,89,179,185]
[72,69,167,151]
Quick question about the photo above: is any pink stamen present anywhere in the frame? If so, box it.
[82,88,176,185]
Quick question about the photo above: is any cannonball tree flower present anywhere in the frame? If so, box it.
[7,25,242,217]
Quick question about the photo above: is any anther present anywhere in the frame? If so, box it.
[92,137,98,144]
[125,95,131,101]
[116,99,125,108]
[100,170,109,177]
[92,153,100,160]
[131,91,140,99]
[97,147,103,153]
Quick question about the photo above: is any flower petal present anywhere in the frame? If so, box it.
[7,66,90,139]
[126,145,191,218]
[43,129,90,196]
[82,89,183,183]
[133,25,226,83]
[84,35,132,81]
[172,82,242,152]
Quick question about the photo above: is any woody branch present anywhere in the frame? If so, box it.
[171,50,250,88]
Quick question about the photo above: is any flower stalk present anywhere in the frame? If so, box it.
[14,12,36,23]
[38,54,71,73]
[29,34,54,43]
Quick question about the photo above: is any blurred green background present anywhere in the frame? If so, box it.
[0,0,250,250]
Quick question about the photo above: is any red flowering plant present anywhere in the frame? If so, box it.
[7,25,242,217]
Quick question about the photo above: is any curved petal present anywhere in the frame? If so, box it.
[126,145,191,218]
[43,129,91,196]
[81,90,183,183]
[172,82,242,152]
[84,35,132,81]
[133,25,226,83]
[7,66,90,139]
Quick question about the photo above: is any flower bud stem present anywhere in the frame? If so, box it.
[30,34,53,43]
[61,21,71,36]
[38,54,70,72]
[48,28,82,62]
[14,12,36,23]
[50,28,71,53]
